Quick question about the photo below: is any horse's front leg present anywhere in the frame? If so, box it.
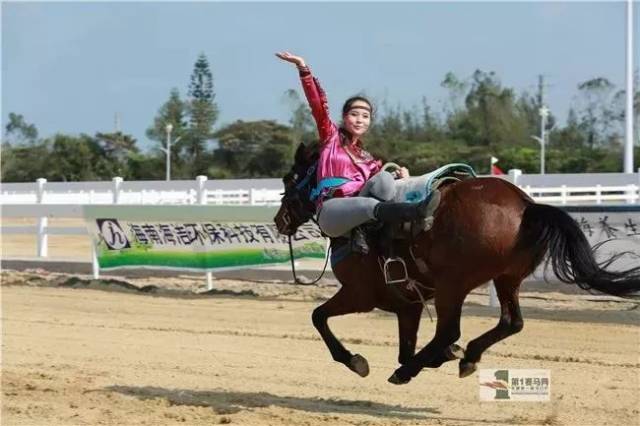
[396,300,465,367]
[312,286,375,377]
[396,304,422,365]
[389,287,465,384]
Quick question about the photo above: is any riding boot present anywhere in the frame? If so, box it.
[373,190,441,224]
[377,224,396,259]
[350,226,369,255]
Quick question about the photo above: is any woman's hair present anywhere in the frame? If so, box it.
[341,96,373,117]
[340,96,374,148]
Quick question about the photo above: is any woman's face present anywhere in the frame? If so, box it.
[342,100,371,139]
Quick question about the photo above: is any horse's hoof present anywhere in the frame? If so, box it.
[446,344,465,360]
[388,372,411,385]
[348,354,370,377]
[459,360,477,378]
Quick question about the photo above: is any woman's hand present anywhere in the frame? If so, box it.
[394,167,410,179]
[275,51,306,68]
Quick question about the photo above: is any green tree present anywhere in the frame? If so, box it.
[441,72,468,115]
[420,96,443,142]
[212,120,296,177]
[576,77,618,149]
[187,53,219,175]
[282,89,315,143]
[146,88,188,144]
[550,108,585,149]
[127,152,166,180]
[93,131,139,178]
[2,113,42,181]
[1,141,49,182]
[458,70,529,147]
[515,92,552,143]
[48,134,99,181]
[145,88,190,178]
[609,69,640,145]
[4,113,38,145]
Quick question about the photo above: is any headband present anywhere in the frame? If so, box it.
[346,105,372,114]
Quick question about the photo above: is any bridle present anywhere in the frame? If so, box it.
[275,148,330,285]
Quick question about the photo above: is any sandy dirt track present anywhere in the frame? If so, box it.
[1,271,639,426]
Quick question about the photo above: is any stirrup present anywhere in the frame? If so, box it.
[383,257,409,285]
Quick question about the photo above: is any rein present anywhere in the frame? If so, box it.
[281,154,329,285]
[287,222,331,285]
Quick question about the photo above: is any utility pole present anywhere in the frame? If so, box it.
[537,75,545,107]
[536,75,549,175]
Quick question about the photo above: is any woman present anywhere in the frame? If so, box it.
[276,51,440,241]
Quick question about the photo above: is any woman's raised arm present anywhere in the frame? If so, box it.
[276,52,334,143]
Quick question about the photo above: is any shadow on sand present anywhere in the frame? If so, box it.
[105,385,441,421]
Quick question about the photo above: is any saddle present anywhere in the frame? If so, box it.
[392,163,476,204]
[349,163,476,284]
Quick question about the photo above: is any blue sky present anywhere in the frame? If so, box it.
[2,1,638,151]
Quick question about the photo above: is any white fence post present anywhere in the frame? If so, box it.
[626,184,634,204]
[91,245,100,280]
[196,175,208,205]
[561,185,567,205]
[507,169,522,186]
[596,184,602,205]
[249,188,257,205]
[196,175,214,290]
[112,176,123,204]
[36,178,48,257]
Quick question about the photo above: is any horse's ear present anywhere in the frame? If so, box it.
[305,141,320,162]
[294,143,307,163]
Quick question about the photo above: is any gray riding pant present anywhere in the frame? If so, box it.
[317,171,396,237]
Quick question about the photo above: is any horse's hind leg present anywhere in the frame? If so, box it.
[459,275,524,378]
[312,287,375,377]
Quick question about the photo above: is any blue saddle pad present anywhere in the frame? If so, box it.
[392,163,476,203]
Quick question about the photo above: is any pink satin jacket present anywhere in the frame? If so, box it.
[299,68,381,205]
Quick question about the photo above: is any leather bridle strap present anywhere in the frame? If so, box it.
[288,230,330,286]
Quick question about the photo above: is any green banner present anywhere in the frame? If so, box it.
[84,205,325,271]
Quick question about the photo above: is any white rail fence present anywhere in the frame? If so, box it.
[1,176,284,206]
[507,169,640,205]
[2,171,639,305]
[2,170,639,207]
[2,170,639,262]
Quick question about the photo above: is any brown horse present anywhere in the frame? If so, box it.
[274,144,640,385]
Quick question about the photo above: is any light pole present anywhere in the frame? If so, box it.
[624,0,634,173]
[532,105,550,175]
[164,124,173,181]
[160,124,182,181]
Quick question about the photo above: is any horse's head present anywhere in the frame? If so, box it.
[274,142,319,236]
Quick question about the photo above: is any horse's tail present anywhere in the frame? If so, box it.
[517,202,640,297]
